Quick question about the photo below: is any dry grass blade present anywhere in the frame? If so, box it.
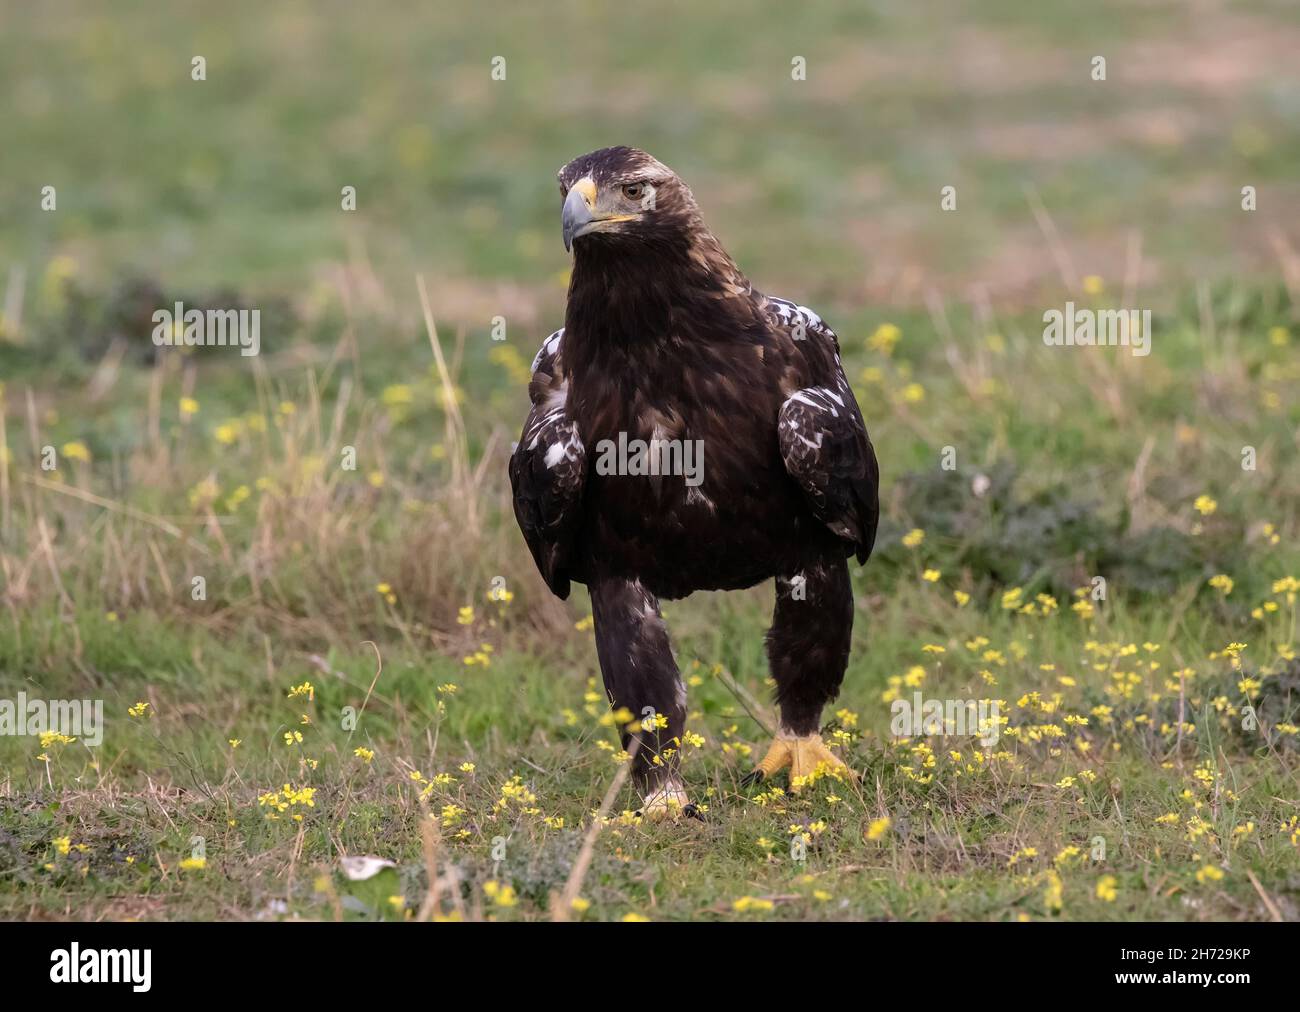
[550,739,641,922]
[416,274,479,535]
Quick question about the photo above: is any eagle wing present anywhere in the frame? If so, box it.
[765,298,880,565]
[508,329,586,599]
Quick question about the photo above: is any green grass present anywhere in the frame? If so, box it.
[2,1,1300,921]
[4,1,1300,297]
[2,278,1298,920]
[3,584,1300,921]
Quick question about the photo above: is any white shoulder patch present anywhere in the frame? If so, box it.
[767,297,828,337]
[783,386,843,419]
[531,328,564,374]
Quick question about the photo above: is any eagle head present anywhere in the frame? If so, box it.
[556,146,697,252]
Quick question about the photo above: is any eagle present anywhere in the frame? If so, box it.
[509,147,880,817]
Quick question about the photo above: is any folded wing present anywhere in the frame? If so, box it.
[765,299,880,565]
[508,329,586,598]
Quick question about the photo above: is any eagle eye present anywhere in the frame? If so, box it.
[621,182,645,201]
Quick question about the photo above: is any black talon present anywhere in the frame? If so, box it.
[740,768,766,789]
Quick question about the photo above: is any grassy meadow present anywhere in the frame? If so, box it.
[1,1,1299,921]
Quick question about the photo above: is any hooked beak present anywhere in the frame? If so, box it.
[561,179,597,252]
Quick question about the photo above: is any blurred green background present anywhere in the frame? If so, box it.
[4,0,1299,316]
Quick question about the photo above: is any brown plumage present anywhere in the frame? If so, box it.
[509,146,879,814]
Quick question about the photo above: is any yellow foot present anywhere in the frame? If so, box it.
[744,732,856,791]
[637,778,700,821]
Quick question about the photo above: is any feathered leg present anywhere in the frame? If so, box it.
[745,557,858,790]
[589,577,695,819]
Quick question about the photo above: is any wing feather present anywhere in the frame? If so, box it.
[765,299,880,564]
[508,330,586,598]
